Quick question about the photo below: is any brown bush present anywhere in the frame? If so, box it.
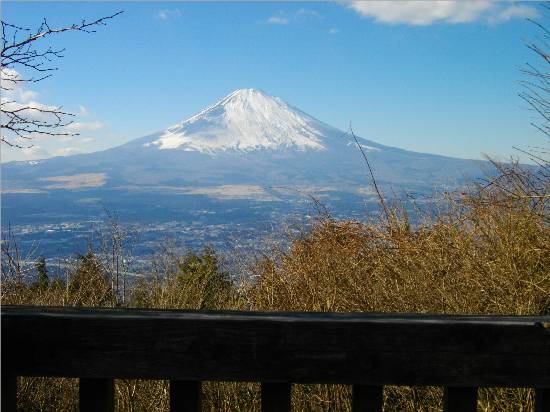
[245,167,549,411]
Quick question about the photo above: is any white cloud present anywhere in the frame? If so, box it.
[57,134,96,143]
[296,9,323,20]
[60,132,98,143]
[344,1,538,26]
[1,69,107,160]
[488,4,538,24]
[1,142,50,162]
[267,16,289,25]
[329,27,339,35]
[155,9,182,21]
[17,89,39,102]
[266,9,322,26]
[58,135,74,143]
[25,146,49,158]
[1,69,69,143]
[51,147,83,157]
[65,121,104,133]
[0,98,61,124]
[1,68,39,102]
[1,68,21,90]
[79,105,89,117]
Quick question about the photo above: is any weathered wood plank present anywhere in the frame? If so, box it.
[170,380,201,412]
[2,307,550,386]
[443,387,477,412]
[352,385,383,411]
[79,378,114,412]
[535,388,550,412]
[1,375,16,412]
[261,382,291,412]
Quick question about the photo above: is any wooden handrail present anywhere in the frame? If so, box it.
[2,306,550,411]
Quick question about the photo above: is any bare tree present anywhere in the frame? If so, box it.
[481,7,550,212]
[93,210,139,306]
[0,11,122,148]
[1,223,39,290]
[518,6,550,166]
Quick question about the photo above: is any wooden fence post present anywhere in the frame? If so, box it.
[170,380,202,412]
[261,382,291,412]
[1,375,17,412]
[80,378,114,412]
[352,385,383,411]
[443,387,477,412]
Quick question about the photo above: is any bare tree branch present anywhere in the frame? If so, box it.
[348,123,391,221]
[0,11,122,148]
[519,9,550,143]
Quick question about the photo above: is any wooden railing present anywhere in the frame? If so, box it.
[2,307,550,411]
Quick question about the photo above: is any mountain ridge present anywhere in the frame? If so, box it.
[2,89,485,193]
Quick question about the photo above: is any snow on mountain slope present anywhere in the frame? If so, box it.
[146,89,328,153]
[2,87,487,195]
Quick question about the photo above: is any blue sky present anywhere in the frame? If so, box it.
[1,1,546,162]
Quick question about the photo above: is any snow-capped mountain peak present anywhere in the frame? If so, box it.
[147,88,327,153]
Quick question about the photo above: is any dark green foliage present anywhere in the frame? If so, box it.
[68,251,114,307]
[175,246,234,309]
[131,247,238,310]
[34,257,49,289]
[178,246,219,277]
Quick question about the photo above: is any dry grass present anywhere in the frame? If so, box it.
[2,165,549,411]
[243,166,549,411]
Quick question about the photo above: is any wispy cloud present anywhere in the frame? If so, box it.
[343,1,538,26]
[329,27,339,35]
[1,68,39,102]
[488,4,538,24]
[51,147,83,157]
[0,69,107,161]
[65,121,104,133]
[20,145,50,160]
[266,8,323,26]
[267,16,289,25]
[78,105,89,117]
[296,9,323,21]
[0,99,62,127]
[155,9,182,21]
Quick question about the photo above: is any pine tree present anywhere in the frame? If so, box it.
[69,251,114,306]
[35,257,49,289]
[175,247,234,309]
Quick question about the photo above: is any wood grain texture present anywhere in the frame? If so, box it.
[536,388,550,412]
[170,380,201,412]
[79,378,114,412]
[352,385,383,411]
[1,375,16,412]
[2,307,550,387]
[261,383,291,412]
[443,387,477,412]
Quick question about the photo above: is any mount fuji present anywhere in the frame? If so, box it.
[147,88,326,152]
[2,88,483,192]
[1,89,486,256]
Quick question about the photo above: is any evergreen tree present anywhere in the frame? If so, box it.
[35,257,49,289]
[176,247,233,309]
[69,251,114,306]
